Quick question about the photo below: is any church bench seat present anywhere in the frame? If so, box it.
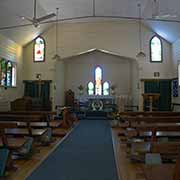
[5,128,47,137]
[17,121,62,128]
[52,128,69,137]
[129,142,180,163]
[0,138,27,150]
[0,114,44,120]
[13,137,34,159]
[141,164,175,180]
[125,123,180,141]
[119,111,180,117]
[126,116,180,125]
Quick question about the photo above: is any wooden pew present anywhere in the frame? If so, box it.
[0,138,27,150]
[151,142,180,161]
[0,122,29,174]
[126,117,180,127]
[136,125,180,141]
[120,111,180,117]
[0,111,56,127]
[52,107,78,137]
[0,114,47,137]
[142,153,180,180]
[17,121,61,128]
[5,128,47,137]
[0,109,77,138]
[129,141,180,163]
[0,122,30,150]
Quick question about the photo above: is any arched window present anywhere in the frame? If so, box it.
[0,59,6,86]
[0,59,16,87]
[34,36,45,62]
[103,82,110,95]
[87,82,94,95]
[6,61,12,87]
[95,67,102,95]
[150,36,162,62]
[12,65,16,87]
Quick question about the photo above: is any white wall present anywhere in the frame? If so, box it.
[23,20,173,108]
[0,33,23,111]
[62,50,138,105]
[54,61,65,106]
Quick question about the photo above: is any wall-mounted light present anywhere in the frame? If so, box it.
[36,73,42,80]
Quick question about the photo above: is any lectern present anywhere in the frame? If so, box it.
[142,93,160,112]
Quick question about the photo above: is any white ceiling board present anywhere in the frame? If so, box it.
[0,0,55,45]
[146,21,180,43]
[0,24,51,46]
[38,0,93,18]
[1,0,180,45]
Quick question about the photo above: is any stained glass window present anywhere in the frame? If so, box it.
[87,82,94,95]
[95,67,102,95]
[34,37,45,62]
[87,67,110,96]
[103,82,110,95]
[0,59,16,87]
[6,62,12,86]
[12,65,16,87]
[1,59,6,86]
[150,36,162,62]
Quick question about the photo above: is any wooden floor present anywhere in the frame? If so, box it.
[3,125,144,180]
[112,127,145,180]
[2,138,62,180]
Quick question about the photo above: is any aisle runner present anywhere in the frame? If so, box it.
[27,120,119,180]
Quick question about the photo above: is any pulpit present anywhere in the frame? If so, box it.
[65,89,75,107]
[142,93,160,112]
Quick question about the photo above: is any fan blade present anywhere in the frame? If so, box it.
[37,13,56,22]
[22,16,34,23]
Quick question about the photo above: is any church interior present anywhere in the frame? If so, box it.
[1,0,180,179]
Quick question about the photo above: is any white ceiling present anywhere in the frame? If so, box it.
[1,0,180,45]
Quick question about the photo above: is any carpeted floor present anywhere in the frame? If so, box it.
[27,120,119,180]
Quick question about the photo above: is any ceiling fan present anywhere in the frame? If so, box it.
[152,0,178,19]
[20,0,56,27]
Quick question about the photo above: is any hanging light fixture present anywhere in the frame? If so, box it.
[136,3,146,58]
[52,8,61,61]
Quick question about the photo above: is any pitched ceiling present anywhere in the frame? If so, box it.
[1,0,180,46]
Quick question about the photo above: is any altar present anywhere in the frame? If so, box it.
[78,95,116,112]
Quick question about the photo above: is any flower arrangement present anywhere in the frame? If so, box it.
[78,85,84,95]
[110,85,116,90]
[78,85,84,91]
[110,85,116,95]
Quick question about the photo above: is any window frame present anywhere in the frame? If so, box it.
[94,66,103,95]
[150,35,163,63]
[0,59,17,88]
[103,81,110,96]
[87,81,94,95]
[6,61,13,87]
[33,36,46,63]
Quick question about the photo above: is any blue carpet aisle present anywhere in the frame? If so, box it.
[27,120,119,180]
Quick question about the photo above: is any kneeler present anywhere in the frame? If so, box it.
[0,148,9,176]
